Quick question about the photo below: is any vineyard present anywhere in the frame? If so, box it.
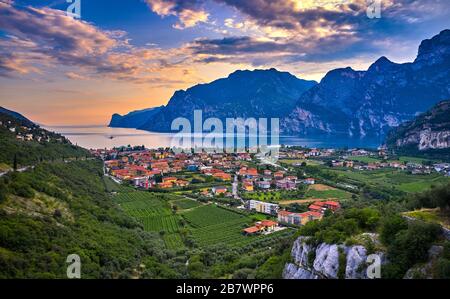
[182,204,294,250]
[172,198,202,210]
[182,204,247,228]
[114,191,182,233]
[140,215,181,233]
[164,233,185,250]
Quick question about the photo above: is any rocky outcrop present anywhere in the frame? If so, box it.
[386,100,450,151]
[283,236,385,279]
[404,246,444,279]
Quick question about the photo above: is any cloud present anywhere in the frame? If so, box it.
[145,0,209,29]
[0,2,200,86]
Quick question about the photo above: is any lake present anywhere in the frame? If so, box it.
[43,126,382,150]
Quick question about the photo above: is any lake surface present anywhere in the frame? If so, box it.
[44,126,382,150]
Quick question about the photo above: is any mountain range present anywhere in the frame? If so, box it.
[110,29,450,140]
[110,68,317,132]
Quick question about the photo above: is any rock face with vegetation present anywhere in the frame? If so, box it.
[282,30,450,138]
[109,106,165,129]
[283,236,385,279]
[386,100,450,152]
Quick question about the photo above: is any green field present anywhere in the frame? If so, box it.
[182,204,247,228]
[328,168,450,193]
[164,233,185,250]
[305,188,352,200]
[347,156,381,163]
[182,204,294,250]
[171,198,202,210]
[114,191,184,246]
[242,190,305,203]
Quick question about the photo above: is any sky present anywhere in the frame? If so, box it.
[0,0,449,125]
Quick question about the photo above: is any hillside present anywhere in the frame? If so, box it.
[0,107,90,168]
[385,100,450,157]
[0,160,181,278]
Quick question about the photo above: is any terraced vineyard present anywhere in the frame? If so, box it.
[182,204,246,228]
[164,233,185,250]
[171,198,202,210]
[182,204,294,249]
[141,215,181,233]
[114,191,182,233]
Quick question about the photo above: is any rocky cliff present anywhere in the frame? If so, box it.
[283,236,386,279]
[386,100,450,151]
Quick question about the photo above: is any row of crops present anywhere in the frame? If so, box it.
[172,199,202,210]
[164,233,185,250]
[139,215,181,233]
[182,204,246,228]
[182,204,295,250]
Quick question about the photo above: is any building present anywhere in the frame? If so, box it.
[213,172,232,181]
[308,201,341,214]
[243,220,279,235]
[257,181,271,189]
[162,177,178,184]
[274,171,284,180]
[243,182,254,192]
[276,179,297,190]
[246,200,279,215]
[278,210,322,226]
[212,186,228,195]
[303,178,316,185]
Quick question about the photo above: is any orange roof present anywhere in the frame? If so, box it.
[324,201,340,207]
[309,204,323,210]
[260,220,278,227]
[301,211,323,218]
[243,226,260,234]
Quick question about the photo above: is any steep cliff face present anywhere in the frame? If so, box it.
[282,29,450,138]
[283,236,386,279]
[386,100,450,151]
[109,106,165,129]
[138,69,317,132]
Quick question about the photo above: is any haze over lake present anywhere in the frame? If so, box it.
[44,126,382,150]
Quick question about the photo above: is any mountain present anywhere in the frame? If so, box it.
[114,69,317,132]
[282,29,450,138]
[109,106,164,128]
[0,106,34,126]
[385,100,450,152]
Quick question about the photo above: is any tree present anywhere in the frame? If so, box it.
[13,153,18,171]
[380,215,408,246]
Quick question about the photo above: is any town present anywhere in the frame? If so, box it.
[92,145,450,234]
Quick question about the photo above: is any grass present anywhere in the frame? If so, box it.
[242,190,305,203]
[347,156,381,163]
[404,209,450,229]
[328,168,450,194]
[305,188,352,200]
[103,176,135,193]
[280,159,321,166]
[171,198,202,210]
[164,233,185,250]
[182,204,246,228]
